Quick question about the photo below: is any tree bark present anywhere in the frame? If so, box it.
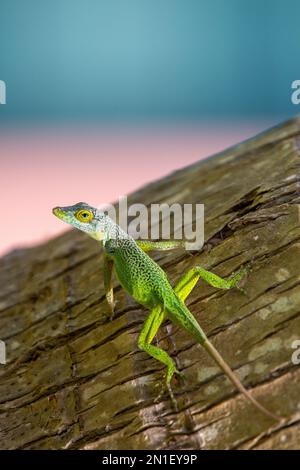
[0,118,300,450]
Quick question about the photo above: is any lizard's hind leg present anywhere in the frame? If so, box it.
[174,265,248,302]
[138,305,181,409]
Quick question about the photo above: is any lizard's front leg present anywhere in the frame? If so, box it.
[136,240,185,253]
[103,253,115,319]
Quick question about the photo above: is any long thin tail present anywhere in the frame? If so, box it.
[203,338,282,422]
[166,296,283,421]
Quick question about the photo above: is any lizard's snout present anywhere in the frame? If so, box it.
[52,207,63,218]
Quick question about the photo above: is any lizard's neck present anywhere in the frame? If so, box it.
[101,216,131,244]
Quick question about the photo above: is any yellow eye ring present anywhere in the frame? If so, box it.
[75,209,94,223]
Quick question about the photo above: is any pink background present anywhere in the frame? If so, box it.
[1,121,273,255]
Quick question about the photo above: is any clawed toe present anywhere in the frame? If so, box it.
[154,369,182,411]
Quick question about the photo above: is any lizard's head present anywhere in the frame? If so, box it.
[52,202,106,241]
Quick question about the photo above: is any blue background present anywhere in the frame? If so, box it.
[0,0,299,122]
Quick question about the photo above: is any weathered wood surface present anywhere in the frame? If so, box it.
[0,118,300,450]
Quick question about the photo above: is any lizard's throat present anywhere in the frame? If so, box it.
[90,231,104,241]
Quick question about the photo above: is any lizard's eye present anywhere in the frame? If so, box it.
[75,209,94,223]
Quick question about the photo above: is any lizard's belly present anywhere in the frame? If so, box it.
[114,258,160,308]
[131,282,155,307]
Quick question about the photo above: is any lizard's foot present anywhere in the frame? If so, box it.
[154,366,183,411]
[106,299,119,321]
[109,311,115,321]
[228,263,251,293]
[236,285,248,296]
[154,380,179,411]
[106,306,115,321]
[228,268,247,287]
[166,381,178,411]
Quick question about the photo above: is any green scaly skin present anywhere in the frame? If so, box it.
[53,202,282,421]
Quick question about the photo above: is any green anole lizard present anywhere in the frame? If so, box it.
[53,202,282,421]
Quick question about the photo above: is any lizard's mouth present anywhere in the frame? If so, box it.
[52,207,64,219]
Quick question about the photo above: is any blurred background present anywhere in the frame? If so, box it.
[1,0,299,254]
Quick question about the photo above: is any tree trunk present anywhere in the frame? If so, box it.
[0,118,300,450]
